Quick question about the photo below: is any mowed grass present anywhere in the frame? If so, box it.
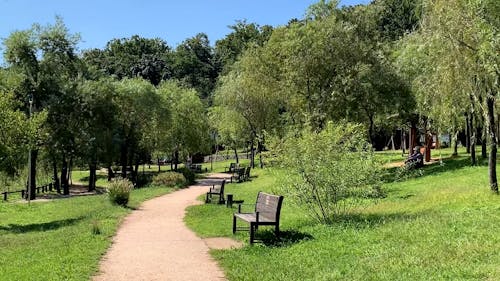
[185,154,500,280]
[0,185,175,281]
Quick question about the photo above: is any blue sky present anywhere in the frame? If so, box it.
[0,0,370,57]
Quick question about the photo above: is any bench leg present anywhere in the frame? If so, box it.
[232,215,237,234]
[250,223,255,244]
[205,193,209,203]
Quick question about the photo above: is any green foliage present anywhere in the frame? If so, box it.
[172,33,217,100]
[158,80,210,161]
[107,178,133,206]
[276,122,382,223]
[152,171,186,187]
[176,167,196,185]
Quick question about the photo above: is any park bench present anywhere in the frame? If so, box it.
[205,179,226,204]
[232,191,284,244]
[244,166,251,181]
[225,163,238,173]
[232,167,246,183]
[187,163,204,173]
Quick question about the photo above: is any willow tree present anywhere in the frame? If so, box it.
[157,80,209,170]
[214,47,283,168]
[398,0,499,192]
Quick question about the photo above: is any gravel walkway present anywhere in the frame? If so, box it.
[93,173,232,281]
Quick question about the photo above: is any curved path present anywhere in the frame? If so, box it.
[93,173,232,281]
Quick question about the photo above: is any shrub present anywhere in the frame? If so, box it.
[152,172,186,187]
[107,178,133,206]
[177,167,196,185]
[275,122,382,224]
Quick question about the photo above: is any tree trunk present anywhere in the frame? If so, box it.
[157,158,161,172]
[52,157,60,193]
[61,156,69,195]
[234,147,239,164]
[425,133,432,162]
[27,149,38,200]
[465,113,471,153]
[479,126,487,158]
[468,113,476,165]
[453,131,458,156]
[401,130,406,156]
[487,97,498,192]
[409,124,417,156]
[88,162,96,192]
[120,140,128,178]
[133,161,139,184]
[258,140,264,168]
[174,150,179,171]
[250,140,255,169]
[107,165,114,181]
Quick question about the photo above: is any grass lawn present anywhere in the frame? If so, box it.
[0,184,175,281]
[185,153,500,280]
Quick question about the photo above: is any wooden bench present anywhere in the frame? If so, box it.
[232,191,284,244]
[205,179,226,204]
[244,166,251,181]
[225,163,238,173]
[188,163,204,173]
[231,167,246,183]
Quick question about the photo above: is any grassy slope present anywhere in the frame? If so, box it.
[185,153,500,280]
[0,186,174,281]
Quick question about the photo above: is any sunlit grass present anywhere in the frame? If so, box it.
[0,185,175,281]
[185,154,500,280]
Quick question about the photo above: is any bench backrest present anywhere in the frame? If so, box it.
[229,163,236,171]
[255,192,284,222]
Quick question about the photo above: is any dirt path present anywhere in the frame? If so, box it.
[93,173,233,281]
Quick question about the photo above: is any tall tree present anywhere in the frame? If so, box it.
[397,0,499,191]
[172,33,217,101]
[157,81,210,169]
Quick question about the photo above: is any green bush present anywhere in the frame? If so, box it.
[177,167,196,185]
[107,178,133,206]
[152,172,186,187]
[275,122,382,224]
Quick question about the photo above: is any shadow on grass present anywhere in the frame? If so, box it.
[0,216,86,234]
[257,229,314,247]
[334,210,429,229]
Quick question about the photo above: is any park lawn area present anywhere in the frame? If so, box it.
[185,155,500,280]
[0,185,175,281]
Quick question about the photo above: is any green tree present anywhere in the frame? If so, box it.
[172,33,217,101]
[276,122,382,224]
[397,0,499,191]
[82,35,171,85]
[214,20,273,75]
[157,81,210,170]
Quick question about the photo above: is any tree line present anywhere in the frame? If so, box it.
[0,0,498,199]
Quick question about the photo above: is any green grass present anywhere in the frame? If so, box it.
[185,154,500,280]
[0,184,175,281]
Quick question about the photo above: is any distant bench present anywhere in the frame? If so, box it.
[232,191,284,244]
[205,179,226,204]
[187,163,206,173]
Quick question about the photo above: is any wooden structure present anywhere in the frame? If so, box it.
[232,191,284,244]
[205,179,225,204]
[225,163,238,173]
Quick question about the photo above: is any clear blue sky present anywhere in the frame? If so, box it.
[0,0,370,60]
